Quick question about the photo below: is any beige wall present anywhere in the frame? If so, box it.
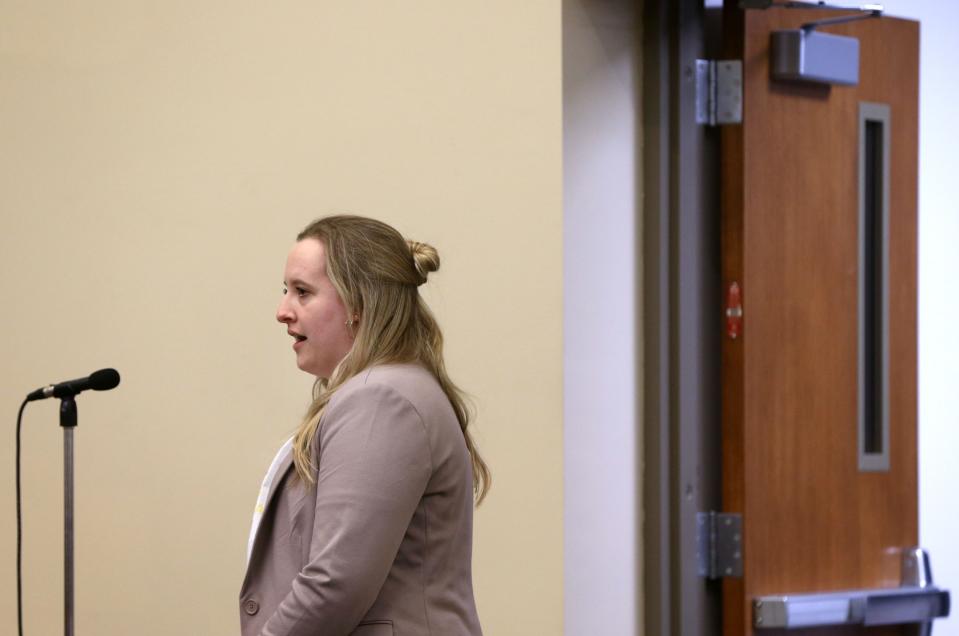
[0,3,562,634]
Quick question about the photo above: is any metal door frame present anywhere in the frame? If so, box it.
[642,0,723,634]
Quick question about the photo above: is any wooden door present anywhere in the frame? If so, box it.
[720,5,921,635]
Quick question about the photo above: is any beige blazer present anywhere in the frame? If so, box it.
[239,364,483,636]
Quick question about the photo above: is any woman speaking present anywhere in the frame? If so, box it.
[239,215,489,636]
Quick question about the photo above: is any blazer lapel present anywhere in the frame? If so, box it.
[240,450,294,593]
[262,450,294,517]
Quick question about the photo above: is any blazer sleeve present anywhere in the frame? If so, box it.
[260,382,432,636]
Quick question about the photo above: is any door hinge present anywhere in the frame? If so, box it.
[695,60,743,126]
[696,511,743,578]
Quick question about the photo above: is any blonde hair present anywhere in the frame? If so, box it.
[289,215,491,505]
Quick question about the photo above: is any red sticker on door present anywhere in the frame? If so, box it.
[726,282,742,339]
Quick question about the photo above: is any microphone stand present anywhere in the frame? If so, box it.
[59,396,77,636]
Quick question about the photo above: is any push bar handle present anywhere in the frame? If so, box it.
[754,548,950,630]
[754,586,950,629]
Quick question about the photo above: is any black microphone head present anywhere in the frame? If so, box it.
[89,368,121,391]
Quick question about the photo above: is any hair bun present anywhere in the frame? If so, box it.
[407,239,440,284]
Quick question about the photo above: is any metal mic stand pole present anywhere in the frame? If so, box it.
[59,396,77,636]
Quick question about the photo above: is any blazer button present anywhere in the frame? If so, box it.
[244,599,259,615]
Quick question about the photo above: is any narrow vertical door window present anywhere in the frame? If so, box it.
[859,102,891,472]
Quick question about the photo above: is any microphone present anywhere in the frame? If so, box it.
[26,368,121,402]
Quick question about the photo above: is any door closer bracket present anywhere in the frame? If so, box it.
[696,511,743,578]
[740,1,884,85]
[740,1,882,9]
[695,60,742,126]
